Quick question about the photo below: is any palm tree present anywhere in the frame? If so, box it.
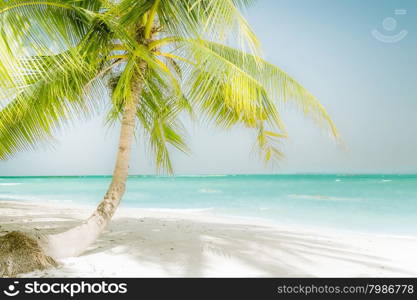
[0,0,338,273]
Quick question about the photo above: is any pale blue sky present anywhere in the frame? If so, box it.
[1,0,416,176]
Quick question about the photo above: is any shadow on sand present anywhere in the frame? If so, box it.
[0,201,412,277]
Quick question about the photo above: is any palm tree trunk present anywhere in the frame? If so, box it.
[43,80,143,259]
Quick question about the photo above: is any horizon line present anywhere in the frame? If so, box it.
[1,173,417,178]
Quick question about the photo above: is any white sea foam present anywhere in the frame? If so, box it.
[178,175,228,178]
[0,194,44,202]
[288,194,355,202]
[0,194,74,204]
[198,188,222,194]
[140,207,214,213]
[0,183,21,186]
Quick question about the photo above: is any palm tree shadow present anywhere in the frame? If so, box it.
[2,201,410,277]
[78,217,408,277]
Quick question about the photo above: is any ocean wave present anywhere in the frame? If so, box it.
[198,188,222,194]
[140,207,214,213]
[177,175,228,178]
[0,194,74,203]
[0,194,43,202]
[0,183,22,186]
[288,194,355,202]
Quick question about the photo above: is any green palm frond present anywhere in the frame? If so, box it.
[0,4,115,159]
[0,0,105,98]
[0,0,96,52]
[157,0,260,55]
[136,70,189,173]
[154,38,339,162]
[0,52,107,159]
[116,0,153,28]
[0,0,338,171]
[198,41,339,138]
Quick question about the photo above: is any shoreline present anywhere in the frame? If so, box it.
[2,199,415,240]
[1,200,417,277]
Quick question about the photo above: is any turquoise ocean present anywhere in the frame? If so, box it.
[0,174,416,236]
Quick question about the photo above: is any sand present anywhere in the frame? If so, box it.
[0,200,416,277]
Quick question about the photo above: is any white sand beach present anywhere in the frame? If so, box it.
[1,200,416,278]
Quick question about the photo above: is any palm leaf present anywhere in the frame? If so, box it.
[0,0,338,170]
[0,11,115,159]
[158,38,339,162]
[157,0,260,55]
